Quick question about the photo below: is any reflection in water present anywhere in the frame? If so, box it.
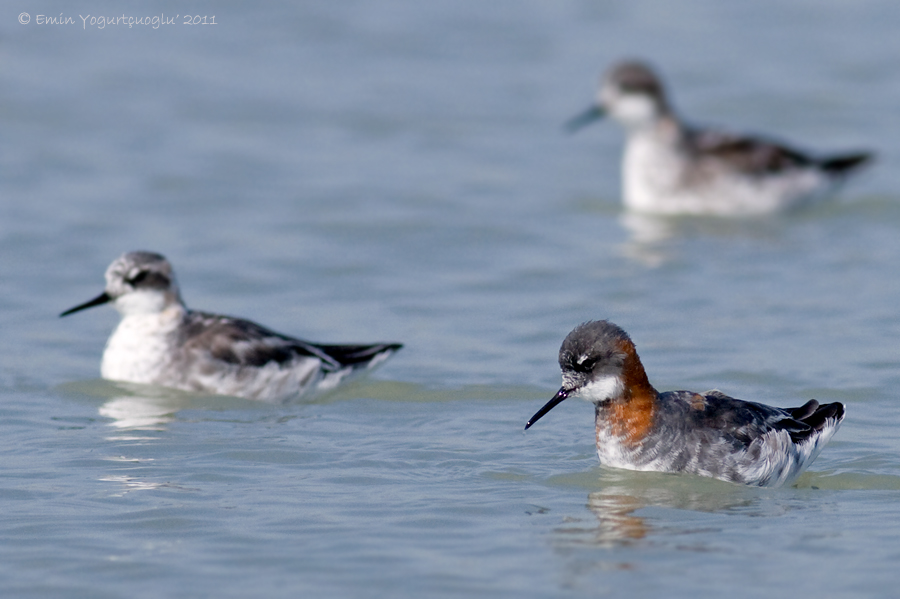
[57,381,250,497]
[553,471,758,549]
[618,211,788,267]
[95,387,190,494]
[96,382,205,436]
[619,212,676,267]
[98,475,166,497]
[549,476,760,589]
[98,474,199,497]
[547,466,896,591]
[58,379,262,433]
[99,394,180,431]
[584,492,650,545]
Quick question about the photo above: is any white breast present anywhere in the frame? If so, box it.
[101,308,183,384]
[622,131,686,214]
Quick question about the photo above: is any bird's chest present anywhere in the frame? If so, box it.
[593,400,658,469]
[622,135,686,210]
[101,313,181,384]
[594,422,639,468]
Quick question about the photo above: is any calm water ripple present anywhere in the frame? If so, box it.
[3,0,900,597]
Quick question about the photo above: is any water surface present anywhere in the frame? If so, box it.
[2,0,899,597]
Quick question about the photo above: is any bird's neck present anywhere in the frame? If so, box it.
[625,111,683,142]
[597,353,657,445]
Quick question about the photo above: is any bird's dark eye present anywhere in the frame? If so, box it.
[573,356,599,373]
[124,270,171,290]
[620,78,661,97]
[127,270,149,286]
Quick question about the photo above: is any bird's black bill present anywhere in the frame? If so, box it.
[564,105,604,134]
[60,292,112,317]
[524,387,571,430]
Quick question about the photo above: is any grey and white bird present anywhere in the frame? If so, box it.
[525,320,844,487]
[567,60,872,216]
[61,251,402,402]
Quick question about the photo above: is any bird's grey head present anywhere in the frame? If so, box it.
[558,320,631,394]
[565,60,670,135]
[524,320,633,430]
[60,251,184,318]
[600,60,670,128]
[104,251,177,297]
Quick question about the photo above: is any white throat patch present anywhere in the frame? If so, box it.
[114,290,169,316]
[578,375,624,403]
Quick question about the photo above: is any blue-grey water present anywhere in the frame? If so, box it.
[3,1,900,597]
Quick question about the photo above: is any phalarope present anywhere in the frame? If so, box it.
[567,60,873,216]
[525,320,844,487]
[61,251,403,402]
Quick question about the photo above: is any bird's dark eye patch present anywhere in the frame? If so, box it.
[573,355,600,373]
[126,270,170,289]
[620,80,660,96]
[126,270,149,286]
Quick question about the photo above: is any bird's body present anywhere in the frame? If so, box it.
[62,251,402,402]
[568,61,872,216]
[526,321,844,487]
